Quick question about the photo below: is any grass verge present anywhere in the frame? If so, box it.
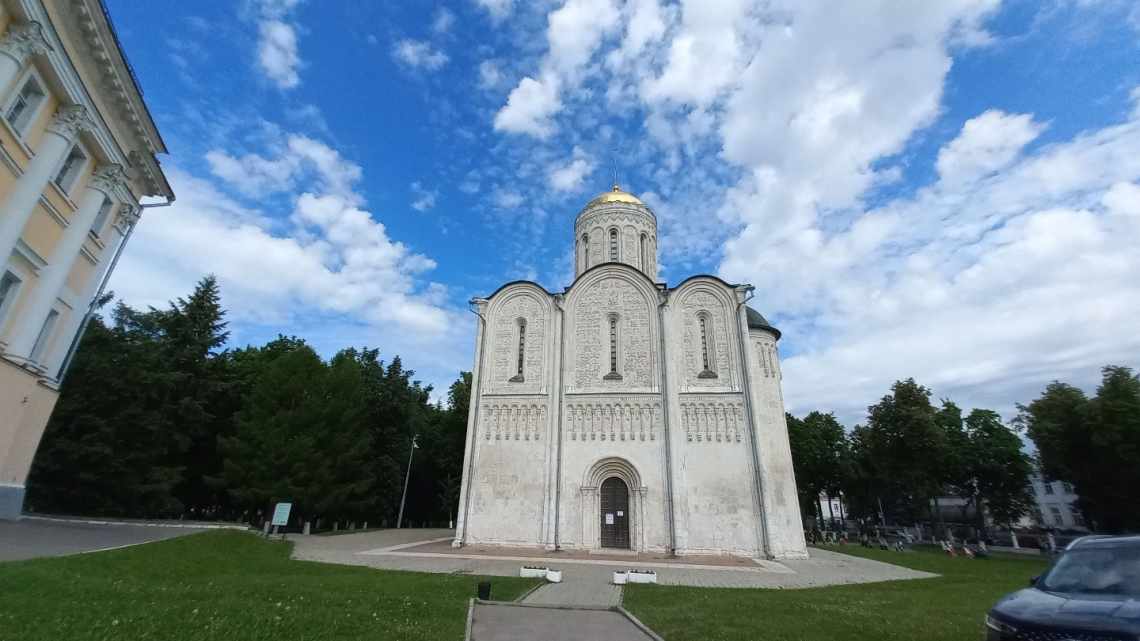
[622,545,1049,641]
[0,530,538,641]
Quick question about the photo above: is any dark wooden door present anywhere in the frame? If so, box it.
[600,477,630,549]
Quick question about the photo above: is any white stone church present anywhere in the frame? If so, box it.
[452,186,808,559]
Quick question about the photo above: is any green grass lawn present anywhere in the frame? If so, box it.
[0,530,538,641]
[623,545,1050,641]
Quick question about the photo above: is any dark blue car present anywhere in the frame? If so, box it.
[986,535,1140,640]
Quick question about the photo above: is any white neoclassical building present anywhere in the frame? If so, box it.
[452,186,808,559]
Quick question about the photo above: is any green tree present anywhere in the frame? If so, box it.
[161,276,232,516]
[27,303,186,516]
[964,409,1033,532]
[858,379,946,524]
[787,411,848,527]
[220,345,326,522]
[1020,366,1140,532]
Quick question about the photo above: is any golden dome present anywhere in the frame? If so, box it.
[590,184,643,206]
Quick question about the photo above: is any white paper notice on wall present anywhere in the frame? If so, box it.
[605,513,614,525]
[617,511,624,517]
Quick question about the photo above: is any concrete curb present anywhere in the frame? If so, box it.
[514,579,548,602]
[23,515,248,530]
[464,598,475,641]
[616,606,666,641]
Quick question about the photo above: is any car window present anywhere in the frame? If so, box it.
[1041,546,1140,595]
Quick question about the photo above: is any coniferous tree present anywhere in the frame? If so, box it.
[220,344,326,521]
[27,304,185,516]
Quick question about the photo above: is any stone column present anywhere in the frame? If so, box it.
[0,21,50,98]
[4,164,126,363]
[43,203,136,376]
[0,105,94,263]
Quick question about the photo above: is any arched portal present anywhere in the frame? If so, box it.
[600,477,630,549]
[581,456,646,551]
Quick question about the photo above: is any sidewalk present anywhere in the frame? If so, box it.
[467,602,658,641]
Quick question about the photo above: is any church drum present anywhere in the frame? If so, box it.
[599,477,631,549]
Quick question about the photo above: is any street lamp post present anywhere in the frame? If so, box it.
[396,435,418,529]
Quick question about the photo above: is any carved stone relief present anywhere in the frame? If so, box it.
[565,396,661,442]
[679,394,746,443]
[680,291,735,390]
[753,338,780,379]
[488,293,546,394]
[481,400,547,442]
[570,276,655,390]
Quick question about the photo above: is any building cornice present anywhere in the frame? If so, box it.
[13,0,173,199]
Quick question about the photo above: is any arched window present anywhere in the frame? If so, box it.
[581,233,589,269]
[697,313,717,378]
[639,233,648,270]
[604,313,622,380]
[609,228,619,261]
[510,318,526,382]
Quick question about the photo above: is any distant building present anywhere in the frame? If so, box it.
[0,1,173,520]
[1022,472,1088,531]
[817,492,845,524]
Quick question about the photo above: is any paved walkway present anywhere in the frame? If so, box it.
[289,529,935,591]
[0,517,207,561]
[468,602,656,641]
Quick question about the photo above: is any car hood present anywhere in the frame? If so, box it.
[992,588,1140,634]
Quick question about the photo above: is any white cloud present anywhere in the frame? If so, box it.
[936,110,1045,185]
[252,0,303,89]
[478,60,504,90]
[433,8,456,34]
[475,0,514,22]
[410,181,438,211]
[392,39,450,71]
[493,73,562,137]
[116,148,449,342]
[724,103,1140,422]
[492,0,619,138]
[641,0,747,106]
[205,134,363,202]
[492,188,525,209]
[548,146,595,191]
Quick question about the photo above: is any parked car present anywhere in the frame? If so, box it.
[985,535,1140,640]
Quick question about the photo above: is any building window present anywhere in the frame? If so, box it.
[5,75,45,136]
[1043,482,1054,495]
[0,270,22,324]
[639,233,648,269]
[509,318,526,382]
[609,229,618,261]
[604,314,622,380]
[91,197,114,238]
[581,233,589,268]
[1049,506,1064,526]
[697,313,717,378]
[54,145,88,195]
[1062,482,1073,494]
[1071,509,1085,527]
[29,308,60,363]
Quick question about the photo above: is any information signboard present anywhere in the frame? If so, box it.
[271,502,292,527]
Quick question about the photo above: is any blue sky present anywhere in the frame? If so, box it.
[104,0,1140,423]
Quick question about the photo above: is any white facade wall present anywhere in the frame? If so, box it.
[453,192,808,559]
